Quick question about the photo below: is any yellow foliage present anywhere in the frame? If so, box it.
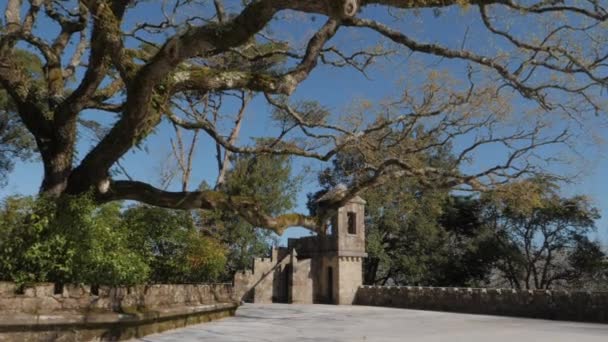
[186,234,227,271]
[486,179,555,214]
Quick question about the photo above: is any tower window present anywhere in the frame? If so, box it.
[347,212,357,235]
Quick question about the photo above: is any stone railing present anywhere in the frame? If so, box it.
[354,285,608,324]
[0,282,238,341]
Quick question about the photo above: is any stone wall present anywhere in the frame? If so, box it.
[234,248,292,303]
[0,282,237,341]
[354,286,608,323]
[336,256,362,305]
[290,252,313,304]
[0,282,234,314]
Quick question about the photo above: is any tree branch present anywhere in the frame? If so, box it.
[102,180,320,234]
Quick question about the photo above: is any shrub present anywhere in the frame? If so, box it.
[121,205,227,283]
[0,194,149,285]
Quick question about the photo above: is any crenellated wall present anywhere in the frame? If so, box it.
[0,282,238,341]
[0,282,235,314]
[234,247,292,303]
[354,285,608,323]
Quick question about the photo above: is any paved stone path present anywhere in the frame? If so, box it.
[136,303,608,342]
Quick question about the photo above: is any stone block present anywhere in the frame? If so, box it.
[0,282,16,297]
[0,297,22,312]
[90,296,112,311]
[38,297,62,313]
[98,286,112,297]
[23,285,36,297]
[61,298,84,311]
[172,286,186,305]
[21,298,42,314]
[196,285,210,304]
[34,283,56,297]
[63,284,90,298]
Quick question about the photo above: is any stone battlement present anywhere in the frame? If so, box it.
[354,285,608,324]
[0,282,237,341]
[0,282,235,314]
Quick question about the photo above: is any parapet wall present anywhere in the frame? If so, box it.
[234,248,292,303]
[0,282,237,341]
[0,282,234,313]
[354,285,608,324]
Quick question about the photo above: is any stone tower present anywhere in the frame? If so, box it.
[234,196,367,305]
[329,196,367,304]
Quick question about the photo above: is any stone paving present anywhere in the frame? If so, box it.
[135,303,608,342]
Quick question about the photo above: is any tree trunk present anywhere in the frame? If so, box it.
[364,258,379,285]
[37,119,77,196]
[39,149,72,196]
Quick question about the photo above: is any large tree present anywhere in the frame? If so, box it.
[1,0,606,234]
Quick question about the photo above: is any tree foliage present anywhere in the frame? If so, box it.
[0,133,301,284]
[0,110,35,187]
[121,205,226,283]
[311,146,502,287]
[312,149,606,289]
[0,195,149,285]
[434,196,505,286]
[199,152,300,276]
[483,179,606,289]
[0,50,39,186]
[0,194,228,285]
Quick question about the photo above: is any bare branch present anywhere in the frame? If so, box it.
[215,92,250,188]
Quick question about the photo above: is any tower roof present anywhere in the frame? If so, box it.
[347,195,366,205]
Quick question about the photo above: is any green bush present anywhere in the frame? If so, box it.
[0,195,71,284]
[0,195,234,285]
[121,205,226,283]
[0,194,149,285]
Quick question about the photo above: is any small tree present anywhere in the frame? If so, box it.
[434,196,504,287]
[484,179,605,289]
[199,151,301,276]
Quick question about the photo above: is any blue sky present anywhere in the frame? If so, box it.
[2,1,607,246]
